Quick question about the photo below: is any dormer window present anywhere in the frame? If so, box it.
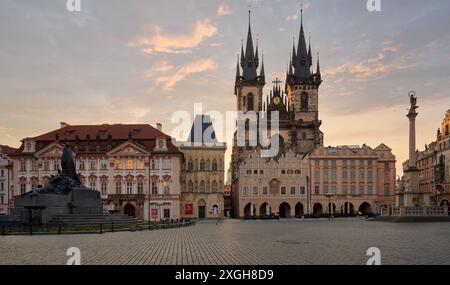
[154,137,168,152]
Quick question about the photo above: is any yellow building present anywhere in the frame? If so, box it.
[180,115,226,219]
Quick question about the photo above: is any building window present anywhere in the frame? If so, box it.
[101,182,107,196]
[164,209,170,219]
[211,160,218,172]
[253,186,258,196]
[53,160,59,171]
[246,170,252,175]
[243,186,249,196]
[163,159,172,170]
[126,160,133,170]
[187,181,194,193]
[163,181,170,195]
[115,182,122,194]
[0,182,3,192]
[199,160,206,171]
[301,92,308,111]
[137,181,144,195]
[247,93,254,111]
[359,160,365,167]
[90,181,96,191]
[79,160,85,171]
[199,181,206,193]
[368,170,373,181]
[187,160,194,172]
[315,171,320,180]
[136,160,144,170]
[31,160,37,172]
[300,186,305,195]
[281,187,287,195]
[20,160,27,172]
[90,160,96,170]
[331,170,337,181]
[115,160,122,170]
[151,182,158,195]
[20,184,26,195]
[315,160,320,167]
[368,185,373,195]
[342,170,348,180]
[351,185,356,195]
[323,185,329,194]
[100,160,108,170]
[315,185,320,195]
[212,181,218,193]
[151,160,159,170]
[359,170,365,180]
[342,160,347,167]
[350,170,356,180]
[262,187,268,195]
[331,185,337,194]
[342,184,348,195]
[0,170,3,177]
[359,185,365,195]
[384,186,390,196]
[0,195,3,204]
[127,182,133,195]
[331,160,337,167]
[290,187,296,195]
[323,170,329,181]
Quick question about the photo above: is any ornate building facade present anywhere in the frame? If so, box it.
[435,109,450,205]
[0,145,16,214]
[180,115,226,219]
[309,145,396,215]
[232,147,309,218]
[8,122,183,221]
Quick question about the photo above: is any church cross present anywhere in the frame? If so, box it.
[272,78,282,86]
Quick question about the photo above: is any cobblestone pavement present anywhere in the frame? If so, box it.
[1,219,450,265]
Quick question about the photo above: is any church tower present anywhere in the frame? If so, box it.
[285,10,323,153]
[235,10,265,113]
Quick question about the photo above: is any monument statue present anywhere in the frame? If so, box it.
[408,91,419,114]
[24,143,86,196]
[61,142,80,183]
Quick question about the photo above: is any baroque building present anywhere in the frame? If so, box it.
[180,115,226,219]
[8,122,183,221]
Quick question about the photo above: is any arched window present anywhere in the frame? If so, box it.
[187,181,194,193]
[187,160,194,171]
[301,92,308,111]
[211,181,218,193]
[247,93,254,111]
[212,159,218,172]
[199,181,206,193]
[200,160,206,171]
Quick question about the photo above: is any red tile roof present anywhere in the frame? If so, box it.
[0,145,18,155]
[13,124,182,156]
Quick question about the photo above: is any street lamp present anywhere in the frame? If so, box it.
[324,192,336,220]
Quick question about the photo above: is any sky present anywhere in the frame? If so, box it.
[1,0,450,178]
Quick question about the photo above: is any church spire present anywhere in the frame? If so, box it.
[241,9,258,81]
[259,53,265,82]
[316,52,321,75]
[308,35,312,68]
[292,8,312,80]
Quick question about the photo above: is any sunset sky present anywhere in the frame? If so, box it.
[1,0,449,177]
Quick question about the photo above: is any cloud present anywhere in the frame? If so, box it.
[128,19,218,54]
[155,58,218,91]
[217,3,231,17]
[286,14,298,21]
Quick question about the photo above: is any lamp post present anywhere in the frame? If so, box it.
[324,193,335,220]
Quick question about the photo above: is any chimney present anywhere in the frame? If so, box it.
[156,123,162,132]
[60,122,70,129]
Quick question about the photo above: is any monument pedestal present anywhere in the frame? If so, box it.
[13,188,102,224]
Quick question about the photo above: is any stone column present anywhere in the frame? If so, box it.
[407,111,418,169]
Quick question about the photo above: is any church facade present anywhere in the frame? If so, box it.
[230,9,396,218]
